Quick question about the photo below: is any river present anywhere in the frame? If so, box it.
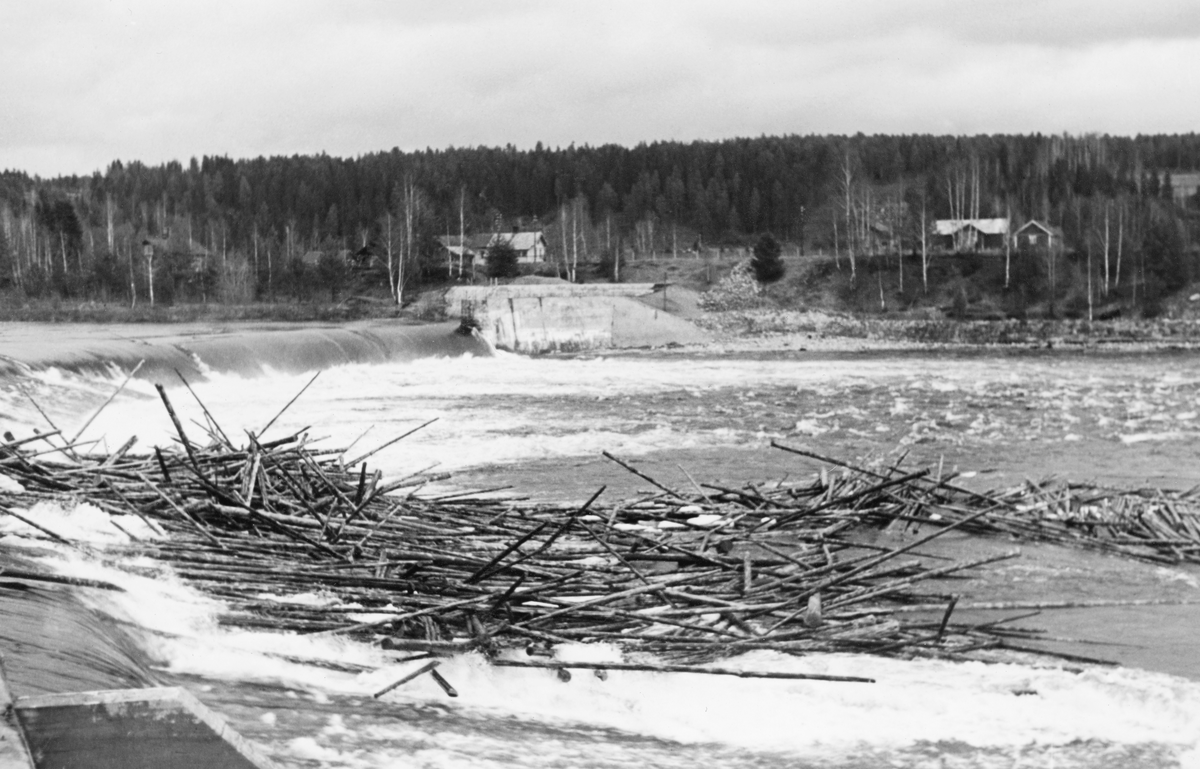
[1,328,1199,767]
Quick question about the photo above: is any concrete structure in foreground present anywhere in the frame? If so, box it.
[11,687,277,769]
[445,283,709,353]
[0,662,33,769]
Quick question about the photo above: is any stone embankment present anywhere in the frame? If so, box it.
[697,309,1200,349]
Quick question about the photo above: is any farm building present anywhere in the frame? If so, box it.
[439,229,548,266]
[141,236,213,272]
[933,219,1010,252]
[1014,220,1065,251]
[1163,171,1200,205]
[438,234,493,275]
[488,230,548,263]
[864,221,896,254]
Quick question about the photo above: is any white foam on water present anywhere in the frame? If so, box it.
[6,536,1200,766]
[0,500,162,545]
[7,351,1200,765]
[5,350,1200,482]
[1,355,901,475]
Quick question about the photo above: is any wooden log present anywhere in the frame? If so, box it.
[373,661,440,698]
[429,669,459,697]
[491,659,875,683]
[138,474,226,549]
[935,595,959,643]
[257,371,320,438]
[0,567,124,592]
[345,417,439,468]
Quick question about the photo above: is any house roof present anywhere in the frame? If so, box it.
[488,231,546,252]
[1164,171,1200,194]
[934,218,1010,236]
[438,231,546,254]
[1164,170,1200,183]
[1015,220,1065,238]
[439,234,492,251]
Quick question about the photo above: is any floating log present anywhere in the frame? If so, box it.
[492,659,876,683]
[373,661,441,698]
[3,390,1199,676]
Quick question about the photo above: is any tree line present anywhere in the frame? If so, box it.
[0,132,1198,308]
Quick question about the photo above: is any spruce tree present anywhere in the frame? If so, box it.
[487,240,521,279]
[751,233,785,283]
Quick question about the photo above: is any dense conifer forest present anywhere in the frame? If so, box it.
[1,133,1198,314]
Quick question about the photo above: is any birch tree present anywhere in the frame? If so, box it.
[1004,202,1012,288]
[840,152,857,281]
[379,210,397,299]
[1101,199,1111,295]
[1114,198,1125,289]
[394,176,426,303]
[457,186,466,278]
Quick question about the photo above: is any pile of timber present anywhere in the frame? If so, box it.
[767,442,1200,565]
[3,383,1199,676]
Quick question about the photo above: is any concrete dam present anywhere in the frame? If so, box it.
[444,284,710,353]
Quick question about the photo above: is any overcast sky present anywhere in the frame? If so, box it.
[4,0,1200,177]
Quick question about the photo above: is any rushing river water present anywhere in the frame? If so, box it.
[3,333,1200,767]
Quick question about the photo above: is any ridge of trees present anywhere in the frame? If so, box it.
[1,133,1198,309]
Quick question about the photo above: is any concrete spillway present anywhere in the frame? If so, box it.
[0,320,491,380]
[445,284,710,353]
[12,687,277,769]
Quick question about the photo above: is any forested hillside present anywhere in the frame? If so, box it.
[1,133,1198,313]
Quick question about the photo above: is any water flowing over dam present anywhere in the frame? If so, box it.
[0,320,492,380]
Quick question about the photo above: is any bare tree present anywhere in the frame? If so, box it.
[127,235,136,308]
[832,215,841,270]
[105,193,115,253]
[1114,199,1125,288]
[634,215,657,262]
[458,187,466,278]
[1101,199,1111,295]
[146,248,155,307]
[840,152,857,280]
[559,201,570,280]
[379,207,397,300]
[572,196,580,280]
[919,196,929,293]
[1004,202,1011,288]
[395,176,424,303]
[1086,212,1094,321]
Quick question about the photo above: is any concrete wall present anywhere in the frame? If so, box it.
[0,659,33,769]
[446,285,708,353]
[445,283,657,308]
[13,687,277,769]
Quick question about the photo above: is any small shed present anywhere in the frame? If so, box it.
[1014,220,1064,251]
[439,234,492,262]
[934,219,1010,252]
[141,236,213,272]
[1164,171,1200,205]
